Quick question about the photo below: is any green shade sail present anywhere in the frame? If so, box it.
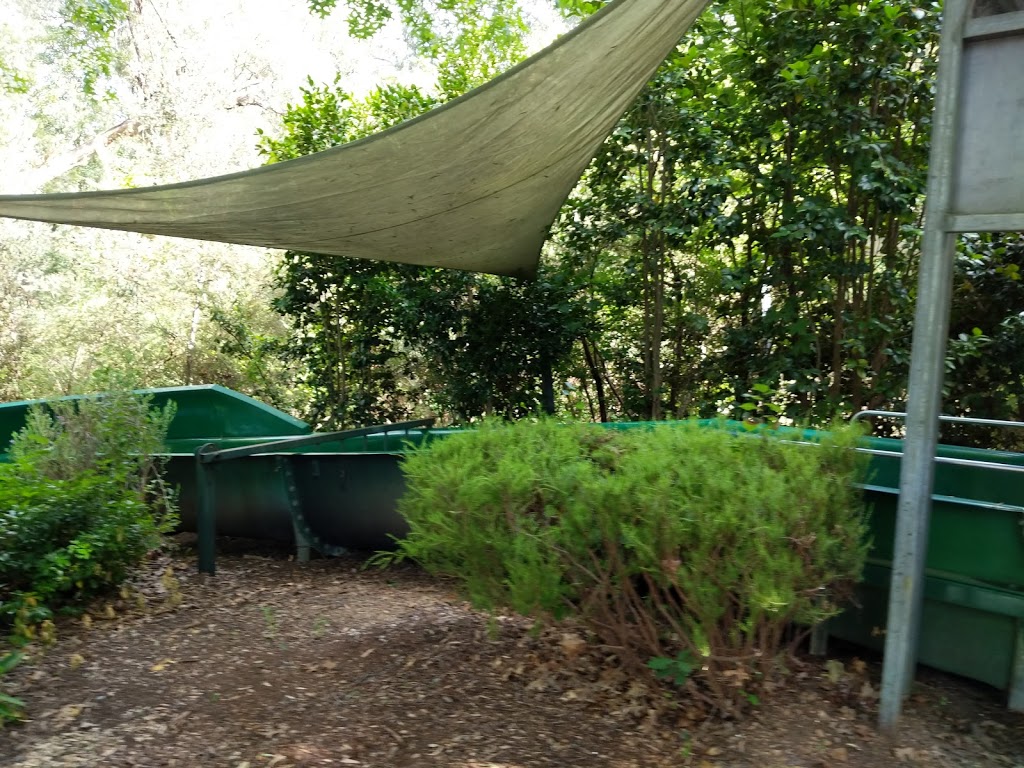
[0,0,710,277]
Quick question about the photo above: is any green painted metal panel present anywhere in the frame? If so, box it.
[866,492,1024,588]
[0,385,309,458]
[829,563,1024,690]
[155,385,310,440]
[164,427,451,457]
[169,452,408,551]
[861,437,1024,589]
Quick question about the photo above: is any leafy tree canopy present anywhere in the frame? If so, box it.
[257,65,591,427]
[1,0,132,97]
[269,0,1024,440]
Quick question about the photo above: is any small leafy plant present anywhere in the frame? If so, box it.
[0,390,178,640]
[0,651,25,726]
[647,651,695,686]
[259,605,278,637]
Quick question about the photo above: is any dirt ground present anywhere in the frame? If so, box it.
[1,542,1022,768]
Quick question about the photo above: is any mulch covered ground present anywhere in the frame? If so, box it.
[1,543,1021,768]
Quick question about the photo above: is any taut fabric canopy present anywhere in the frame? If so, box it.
[0,0,710,277]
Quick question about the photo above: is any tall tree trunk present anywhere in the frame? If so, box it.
[540,351,555,415]
[582,338,608,422]
[184,266,208,385]
[650,247,664,420]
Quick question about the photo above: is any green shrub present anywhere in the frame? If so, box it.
[393,419,869,712]
[0,651,24,727]
[0,390,178,637]
[395,420,609,616]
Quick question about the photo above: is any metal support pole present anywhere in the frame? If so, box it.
[878,0,968,731]
[195,443,218,575]
[878,231,956,724]
[293,519,311,564]
[810,621,829,656]
[277,456,311,563]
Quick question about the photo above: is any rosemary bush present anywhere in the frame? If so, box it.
[394,419,868,711]
[0,390,178,638]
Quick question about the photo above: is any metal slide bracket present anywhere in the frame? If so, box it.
[195,443,218,576]
[275,455,347,560]
[193,418,434,575]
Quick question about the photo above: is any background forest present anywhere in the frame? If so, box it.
[2,0,1022,446]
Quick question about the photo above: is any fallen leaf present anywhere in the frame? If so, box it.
[850,658,867,675]
[859,681,878,700]
[625,680,649,698]
[560,632,586,659]
[69,654,85,670]
[825,659,845,683]
[151,658,175,672]
[829,747,849,762]
[721,667,751,686]
[598,666,626,687]
[893,746,921,762]
[705,746,723,756]
[55,704,83,722]
[526,676,551,692]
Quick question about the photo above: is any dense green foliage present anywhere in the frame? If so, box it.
[257,76,590,427]
[549,0,1023,433]
[558,0,938,420]
[308,0,530,93]
[248,0,1024,444]
[0,0,131,97]
[3,0,1022,448]
[392,420,869,710]
[55,0,131,97]
[2,1,309,411]
[0,391,177,639]
[945,234,1024,449]
[0,651,24,727]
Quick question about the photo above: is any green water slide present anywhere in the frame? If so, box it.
[0,386,435,553]
[0,385,310,447]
